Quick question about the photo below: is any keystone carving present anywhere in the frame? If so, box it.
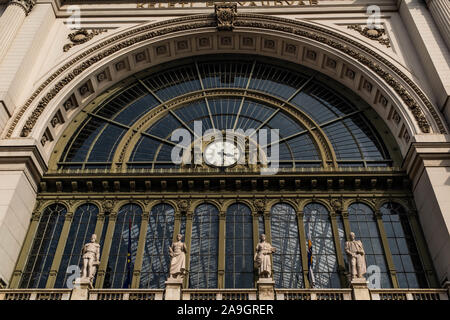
[215,3,237,31]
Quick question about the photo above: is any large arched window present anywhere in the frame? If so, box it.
[20,203,67,288]
[303,203,340,288]
[225,203,254,288]
[55,203,99,288]
[189,203,219,288]
[348,203,391,288]
[55,57,394,171]
[380,202,427,288]
[103,204,142,288]
[140,203,175,288]
[270,203,303,288]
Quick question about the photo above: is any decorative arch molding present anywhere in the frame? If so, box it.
[4,12,448,163]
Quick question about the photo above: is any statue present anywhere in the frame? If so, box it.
[345,232,367,280]
[254,234,276,278]
[168,234,187,279]
[81,234,100,284]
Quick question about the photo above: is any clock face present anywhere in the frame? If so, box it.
[204,141,241,167]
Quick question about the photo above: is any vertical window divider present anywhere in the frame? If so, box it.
[296,210,309,288]
[263,210,273,278]
[183,210,193,289]
[45,209,75,288]
[252,211,260,288]
[95,210,118,288]
[375,209,399,288]
[132,210,150,288]
[329,210,347,287]
[218,210,226,289]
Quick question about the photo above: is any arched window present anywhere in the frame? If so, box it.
[189,203,219,288]
[225,203,253,288]
[140,203,175,288]
[55,203,99,288]
[270,203,303,288]
[20,203,67,288]
[103,204,142,288]
[303,203,340,288]
[380,202,427,288]
[348,203,391,288]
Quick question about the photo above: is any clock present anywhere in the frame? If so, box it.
[204,141,241,167]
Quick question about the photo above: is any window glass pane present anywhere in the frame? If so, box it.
[140,204,175,288]
[270,203,303,288]
[189,204,219,288]
[380,202,427,288]
[103,204,142,288]
[60,59,391,170]
[225,203,253,288]
[348,202,391,288]
[20,204,67,288]
[303,203,340,288]
[55,203,99,288]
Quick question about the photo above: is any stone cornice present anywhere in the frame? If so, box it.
[0,144,48,190]
[5,12,447,141]
[402,141,450,187]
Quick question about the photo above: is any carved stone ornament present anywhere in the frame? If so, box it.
[176,199,191,212]
[330,199,343,212]
[9,0,36,15]
[101,199,115,212]
[63,29,107,52]
[215,3,237,31]
[347,25,390,48]
[253,198,266,212]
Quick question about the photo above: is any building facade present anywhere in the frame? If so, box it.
[0,0,449,300]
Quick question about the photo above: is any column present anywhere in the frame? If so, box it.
[131,211,149,288]
[0,0,35,63]
[182,211,193,289]
[403,141,450,286]
[330,211,347,287]
[296,211,309,288]
[0,144,44,288]
[426,0,450,49]
[217,211,226,289]
[95,211,117,288]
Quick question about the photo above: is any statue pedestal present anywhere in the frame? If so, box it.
[165,277,183,300]
[350,278,370,300]
[257,278,275,300]
[71,278,92,300]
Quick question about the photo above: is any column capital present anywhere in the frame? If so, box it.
[9,0,36,16]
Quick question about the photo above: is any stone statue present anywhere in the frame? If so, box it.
[254,234,276,278]
[169,234,187,279]
[81,234,100,284]
[345,232,367,280]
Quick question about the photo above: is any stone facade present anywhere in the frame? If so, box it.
[0,0,448,294]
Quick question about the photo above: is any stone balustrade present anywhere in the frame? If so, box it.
[0,288,447,301]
